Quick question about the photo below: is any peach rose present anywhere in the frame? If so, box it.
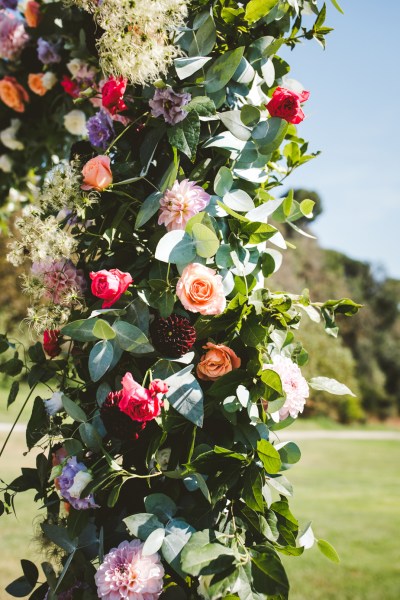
[81,155,113,191]
[28,73,47,96]
[25,1,41,27]
[176,263,226,315]
[0,77,29,113]
[196,342,241,381]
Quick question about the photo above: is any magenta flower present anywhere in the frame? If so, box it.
[95,540,164,600]
[0,10,29,60]
[264,355,309,420]
[158,179,210,231]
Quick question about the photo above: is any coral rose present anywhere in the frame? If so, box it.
[90,268,132,308]
[25,1,41,27]
[266,86,310,125]
[196,342,241,381]
[0,77,29,113]
[81,155,112,191]
[28,73,47,96]
[176,263,226,315]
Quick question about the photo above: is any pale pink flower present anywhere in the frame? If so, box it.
[176,263,226,315]
[264,355,309,420]
[94,540,164,600]
[31,260,86,304]
[158,179,210,231]
[0,11,29,60]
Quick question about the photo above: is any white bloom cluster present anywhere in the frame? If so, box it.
[72,0,188,85]
[40,161,96,214]
[64,109,87,136]
[6,208,77,267]
[0,119,24,150]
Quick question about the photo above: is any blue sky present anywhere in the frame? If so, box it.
[279,0,400,278]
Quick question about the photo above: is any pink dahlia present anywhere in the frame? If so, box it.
[264,355,309,420]
[158,179,210,231]
[95,540,164,600]
[31,260,86,305]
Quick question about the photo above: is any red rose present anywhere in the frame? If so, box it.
[119,373,163,422]
[266,87,310,124]
[61,76,80,98]
[43,329,61,358]
[89,268,132,308]
[102,76,127,115]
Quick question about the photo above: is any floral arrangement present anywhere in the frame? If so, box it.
[0,0,361,599]
[0,0,104,205]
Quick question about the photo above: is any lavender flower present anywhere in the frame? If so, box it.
[0,0,18,8]
[57,457,98,510]
[149,87,191,126]
[37,37,62,65]
[0,10,29,60]
[87,110,115,149]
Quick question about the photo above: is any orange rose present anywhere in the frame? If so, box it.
[25,1,41,28]
[196,342,241,381]
[81,155,113,191]
[28,73,46,96]
[0,77,29,113]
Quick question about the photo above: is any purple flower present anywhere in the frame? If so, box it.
[87,110,115,150]
[57,457,98,510]
[0,0,18,9]
[149,87,191,126]
[0,10,29,60]
[37,37,62,65]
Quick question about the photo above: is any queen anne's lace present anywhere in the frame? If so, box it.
[70,0,188,85]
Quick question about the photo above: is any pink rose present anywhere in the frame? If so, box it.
[148,379,169,395]
[119,373,163,422]
[196,342,241,381]
[90,268,132,308]
[176,263,226,315]
[266,87,310,124]
[81,155,113,191]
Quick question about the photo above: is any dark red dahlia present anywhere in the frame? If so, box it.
[43,329,61,358]
[150,314,196,358]
[100,390,145,440]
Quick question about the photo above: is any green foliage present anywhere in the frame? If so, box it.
[0,1,362,598]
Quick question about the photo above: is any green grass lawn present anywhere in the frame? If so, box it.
[1,409,400,598]
[0,381,51,424]
[282,438,400,600]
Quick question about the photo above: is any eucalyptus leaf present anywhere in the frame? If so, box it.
[88,340,114,382]
[309,376,355,396]
[205,47,244,93]
[155,230,196,264]
[175,56,212,80]
[135,191,162,229]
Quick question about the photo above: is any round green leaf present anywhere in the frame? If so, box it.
[192,223,220,257]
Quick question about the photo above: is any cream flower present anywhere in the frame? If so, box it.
[64,109,87,136]
[0,119,24,150]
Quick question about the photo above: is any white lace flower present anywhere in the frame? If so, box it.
[0,154,13,172]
